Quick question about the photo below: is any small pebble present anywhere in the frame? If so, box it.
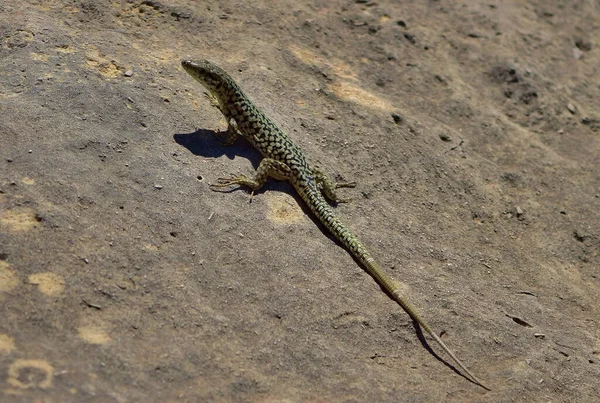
[566,103,576,114]
[154,184,163,189]
[434,74,447,84]
[124,70,133,77]
[391,113,403,124]
[575,38,592,52]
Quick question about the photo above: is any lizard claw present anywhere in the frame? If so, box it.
[337,181,357,189]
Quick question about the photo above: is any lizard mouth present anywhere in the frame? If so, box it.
[181,59,224,89]
[181,60,195,68]
[181,60,199,75]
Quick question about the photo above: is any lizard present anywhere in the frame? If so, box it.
[181,59,489,390]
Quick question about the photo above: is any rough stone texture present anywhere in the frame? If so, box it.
[1,0,599,401]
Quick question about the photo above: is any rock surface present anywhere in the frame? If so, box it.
[1,0,599,401]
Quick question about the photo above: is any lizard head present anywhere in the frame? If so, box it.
[181,59,231,93]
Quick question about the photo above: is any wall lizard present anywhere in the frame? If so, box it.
[182,59,489,390]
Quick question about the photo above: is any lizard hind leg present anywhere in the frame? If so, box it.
[313,166,356,203]
[211,158,293,201]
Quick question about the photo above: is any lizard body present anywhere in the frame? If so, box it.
[181,59,488,390]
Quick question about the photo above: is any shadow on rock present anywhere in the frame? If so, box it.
[173,128,261,166]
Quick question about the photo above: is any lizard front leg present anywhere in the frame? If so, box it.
[204,92,238,145]
[211,158,293,201]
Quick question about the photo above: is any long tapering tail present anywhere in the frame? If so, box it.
[301,188,490,390]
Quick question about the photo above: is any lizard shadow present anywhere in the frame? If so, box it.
[174,128,257,162]
[173,128,297,195]
[412,319,471,385]
[174,128,475,387]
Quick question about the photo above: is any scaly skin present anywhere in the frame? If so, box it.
[182,59,489,390]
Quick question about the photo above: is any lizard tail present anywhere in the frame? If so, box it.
[301,188,490,390]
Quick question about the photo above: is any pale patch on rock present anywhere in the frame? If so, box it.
[0,261,19,292]
[78,325,111,345]
[329,81,392,111]
[28,272,65,296]
[7,359,54,389]
[266,193,304,224]
[0,208,39,232]
[0,334,16,355]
